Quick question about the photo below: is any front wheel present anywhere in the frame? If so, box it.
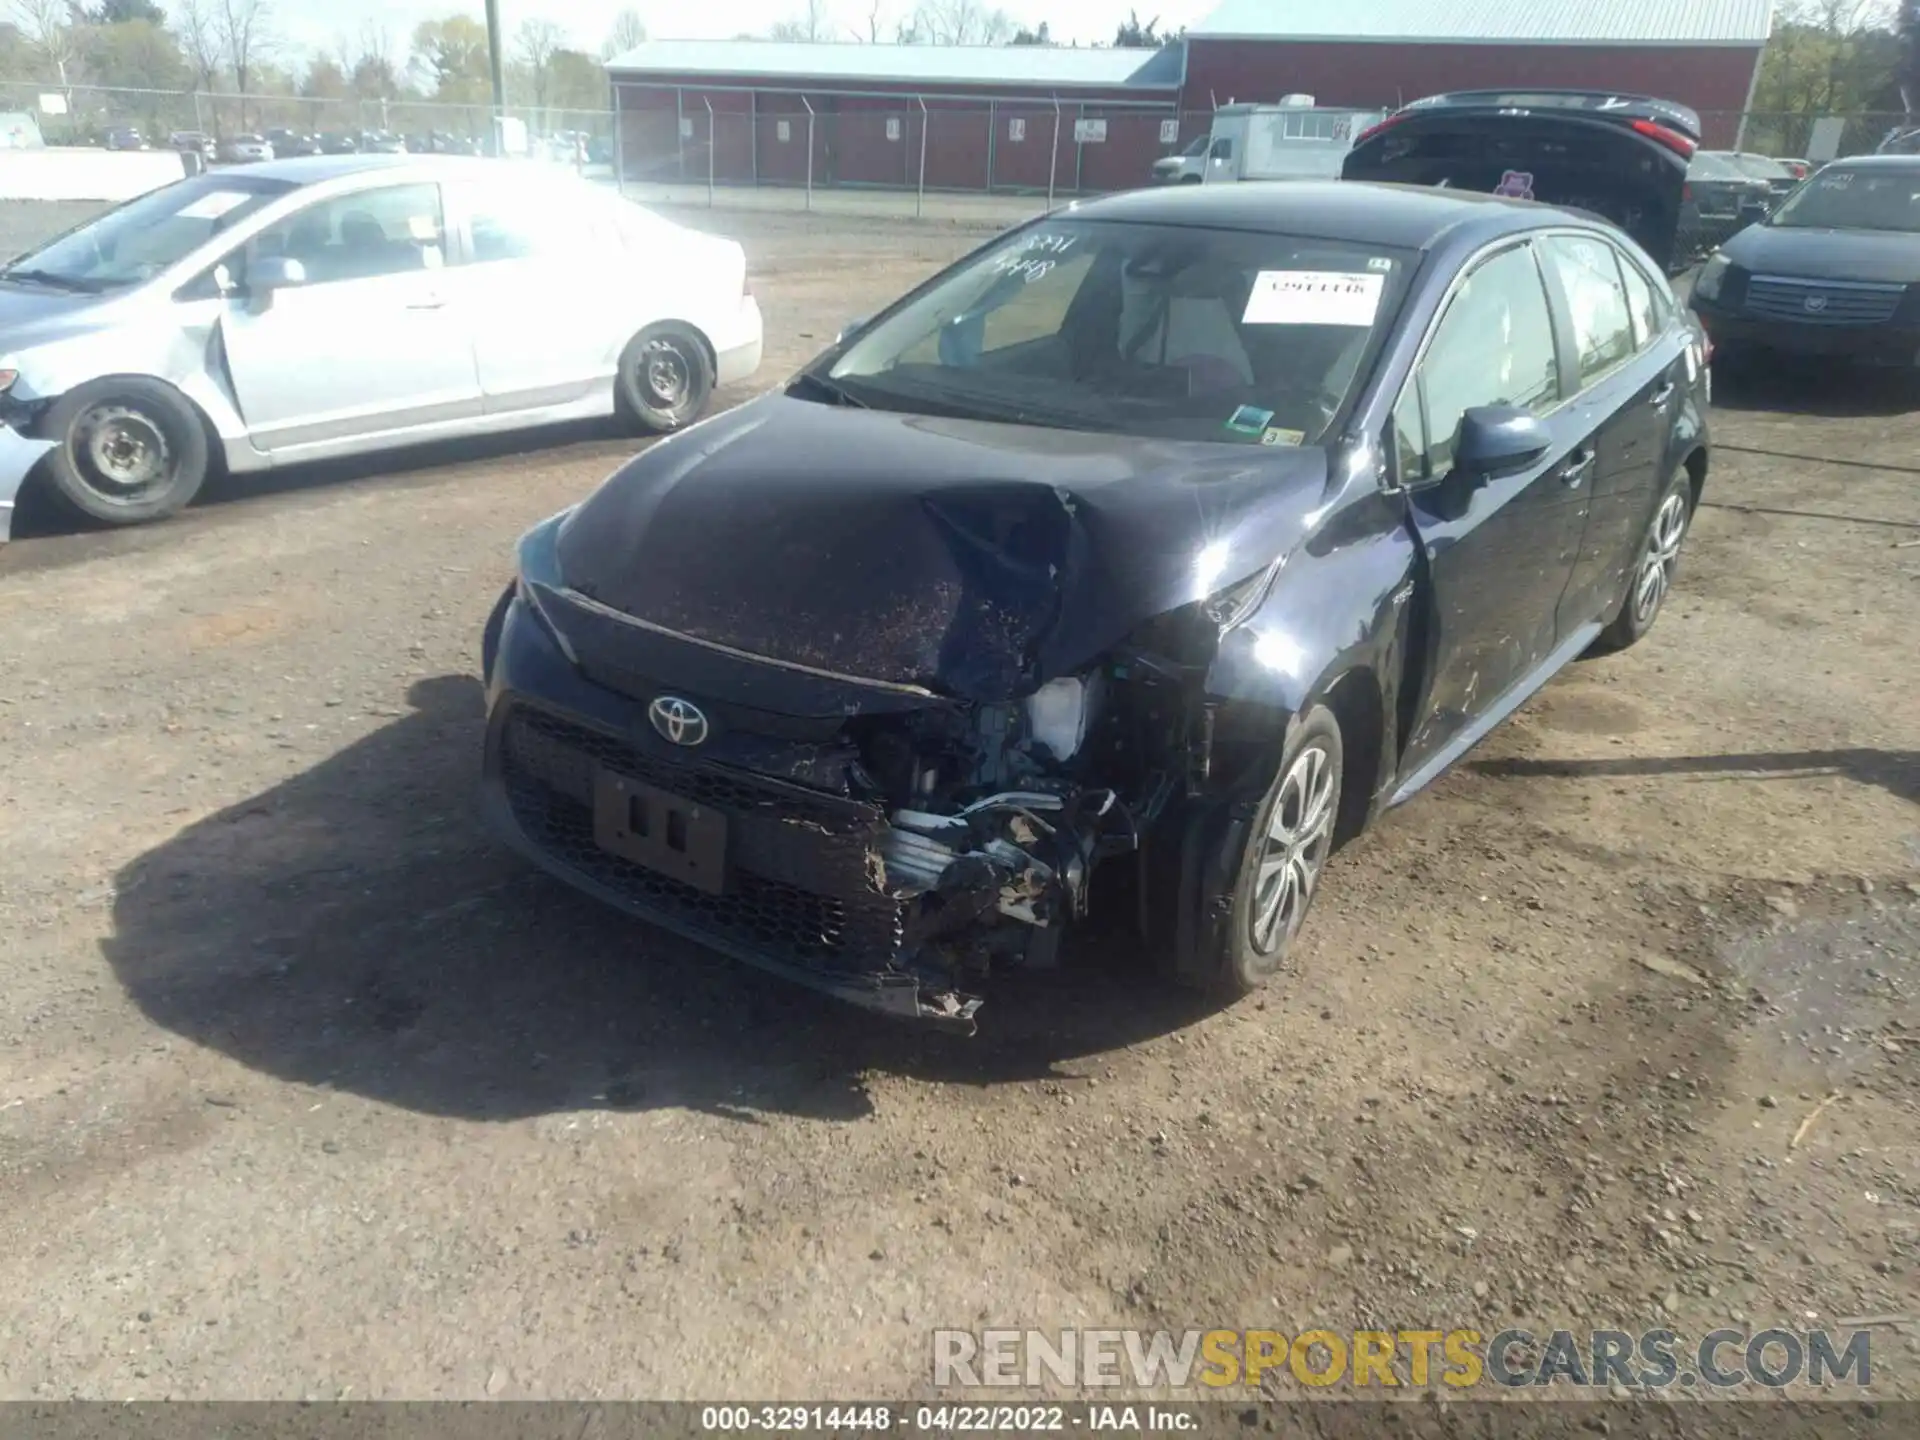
[39,378,209,527]
[1593,468,1693,654]
[615,325,714,435]
[1208,705,1344,1000]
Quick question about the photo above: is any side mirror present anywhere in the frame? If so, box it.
[836,314,868,346]
[1453,405,1551,481]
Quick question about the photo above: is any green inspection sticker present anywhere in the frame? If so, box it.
[1225,405,1274,436]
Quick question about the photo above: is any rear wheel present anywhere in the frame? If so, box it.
[616,325,714,435]
[40,378,208,527]
[1593,468,1693,654]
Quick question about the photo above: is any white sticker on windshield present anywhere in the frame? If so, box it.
[1242,270,1384,327]
[177,191,250,221]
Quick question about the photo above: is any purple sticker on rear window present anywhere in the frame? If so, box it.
[1494,170,1536,200]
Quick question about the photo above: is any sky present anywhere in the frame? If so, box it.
[268,0,1221,66]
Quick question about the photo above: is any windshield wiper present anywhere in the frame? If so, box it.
[788,370,868,408]
[1,268,108,293]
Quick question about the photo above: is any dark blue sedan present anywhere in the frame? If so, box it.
[480,181,1712,1029]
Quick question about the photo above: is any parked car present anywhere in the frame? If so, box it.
[104,126,148,151]
[266,127,321,157]
[1342,89,1702,271]
[217,133,274,164]
[317,131,359,154]
[0,156,761,540]
[1771,157,1812,180]
[1690,154,1920,368]
[358,130,406,154]
[480,181,1710,1028]
[166,130,216,159]
[1876,125,1920,156]
[1680,151,1775,261]
[1709,150,1800,202]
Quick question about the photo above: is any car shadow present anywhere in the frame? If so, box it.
[1470,747,1920,808]
[1708,355,1920,418]
[102,673,1211,1125]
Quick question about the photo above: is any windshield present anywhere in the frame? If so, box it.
[819,219,1415,446]
[1769,167,1920,232]
[3,173,293,290]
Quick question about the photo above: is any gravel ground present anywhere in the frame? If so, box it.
[0,201,1915,1404]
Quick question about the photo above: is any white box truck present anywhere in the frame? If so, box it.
[1151,97,1386,186]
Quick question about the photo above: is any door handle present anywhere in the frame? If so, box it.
[1649,380,1676,407]
[1558,448,1596,487]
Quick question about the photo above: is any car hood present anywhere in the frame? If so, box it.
[555,393,1332,701]
[1723,224,1920,285]
[0,280,112,336]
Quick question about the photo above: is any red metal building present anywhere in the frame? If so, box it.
[605,1,1776,193]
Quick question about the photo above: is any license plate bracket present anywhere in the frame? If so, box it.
[592,770,728,895]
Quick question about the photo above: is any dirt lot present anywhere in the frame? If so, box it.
[0,202,1915,1404]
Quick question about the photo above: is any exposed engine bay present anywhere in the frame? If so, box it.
[853,631,1215,1023]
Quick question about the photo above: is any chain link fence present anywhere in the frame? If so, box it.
[0,81,617,165]
[613,85,1207,211]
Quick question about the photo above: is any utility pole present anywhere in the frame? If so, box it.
[484,0,507,134]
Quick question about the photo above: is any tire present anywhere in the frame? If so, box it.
[1179,174,1203,185]
[1208,705,1344,1000]
[39,377,208,527]
[1593,467,1694,654]
[615,325,714,435]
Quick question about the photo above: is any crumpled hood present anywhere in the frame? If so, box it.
[556,394,1332,700]
[1723,224,1920,286]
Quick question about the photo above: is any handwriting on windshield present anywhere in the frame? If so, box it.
[990,232,1077,284]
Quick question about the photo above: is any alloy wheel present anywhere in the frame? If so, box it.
[1633,490,1690,626]
[1249,743,1337,956]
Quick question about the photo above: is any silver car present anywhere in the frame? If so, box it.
[0,155,763,538]
[217,133,275,164]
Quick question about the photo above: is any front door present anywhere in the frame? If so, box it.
[1393,240,1591,780]
[220,181,480,454]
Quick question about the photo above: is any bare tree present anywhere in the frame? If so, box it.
[9,0,84,88]
[218,0,278,119]
[514,18,566,108]
[913,0,1013,45]
[600,7,647,61]
[174,0,225,91]
[769,0,833,41]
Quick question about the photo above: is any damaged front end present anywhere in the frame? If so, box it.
[487,397,1323,1029]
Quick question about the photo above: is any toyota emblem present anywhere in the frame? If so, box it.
[1804,294,1828,313]
[647,695,709,746]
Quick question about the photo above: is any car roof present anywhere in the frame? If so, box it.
[1063,180,1578,253]
[235,153,534,186]
[1819,153,1920,173]
[1396,89,1703,140]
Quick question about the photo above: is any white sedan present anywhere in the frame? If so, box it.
[0,155,763,536]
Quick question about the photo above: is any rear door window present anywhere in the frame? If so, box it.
[1539,234,1636,385]
[1613,246,1670,348]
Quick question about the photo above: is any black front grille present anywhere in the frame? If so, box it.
[1746,276,1904,325]
[499,706,904,971]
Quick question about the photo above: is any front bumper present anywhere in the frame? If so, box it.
[480,591,981,1029]
[712,296,764,388]
[0,424,58,543]
[1692,300,1920,365]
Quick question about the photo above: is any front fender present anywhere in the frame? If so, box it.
[1204,493,1418,724]
[0,425,58,542]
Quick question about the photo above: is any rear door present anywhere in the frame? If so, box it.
[1391,239,1592,779]
[445,175,623,414]
[1537,233,1682,633]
